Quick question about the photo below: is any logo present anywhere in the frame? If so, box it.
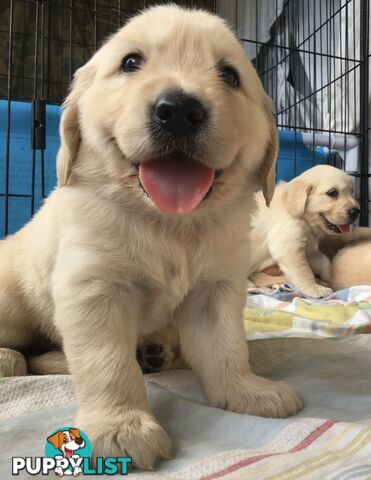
[12,427,132,476]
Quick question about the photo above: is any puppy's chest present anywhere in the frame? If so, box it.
[137,245,208,333]
[125,221,244,333]
[146,250,197,302]
[305,231,320,253]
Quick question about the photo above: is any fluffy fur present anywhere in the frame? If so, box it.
[249,165,361,297]
[0,6,301,470]
[331,241,371,290]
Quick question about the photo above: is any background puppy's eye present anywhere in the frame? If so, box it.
[121,53,144,73]
[326,188,338,198]
[218,65,240,87]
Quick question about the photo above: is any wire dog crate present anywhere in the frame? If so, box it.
[0,0,370,238]
[223,0,370,226]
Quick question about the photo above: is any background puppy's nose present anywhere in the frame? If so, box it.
[153,91,207,137]
[348,207,360,221]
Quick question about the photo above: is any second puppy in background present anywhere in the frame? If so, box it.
[331,241,371,290]
[249,165,360,298]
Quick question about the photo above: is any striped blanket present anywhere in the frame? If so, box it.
[1,335,370,479]
[244,285,371,339]
[167,418,371,480]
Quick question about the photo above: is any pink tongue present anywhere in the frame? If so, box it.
[139,153,214,215]
[338,224,351,234]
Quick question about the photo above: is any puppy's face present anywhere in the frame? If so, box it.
[57,6,277,218]
[283,165,360,235]
[47,429,85,458]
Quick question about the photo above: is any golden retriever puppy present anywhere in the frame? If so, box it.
[0,6,302,469]
[331,241,371,290]
[249,165,360,298]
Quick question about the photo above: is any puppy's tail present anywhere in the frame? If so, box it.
[0,348,69,376]
[0,348,27,376]
[27,350,70,375]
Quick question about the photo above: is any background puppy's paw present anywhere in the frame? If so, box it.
[207,374,302,418]
[137,325,184,373]
[137,343,169,373]
[302,284,333,298]
[78,409,171,470]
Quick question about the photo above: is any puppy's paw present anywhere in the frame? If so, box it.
[73,466,83,476]
[302,284,333,298]
[137,334,184,373]
[137,343,168,373]
[207,374,302,418]
[78,409,171,470]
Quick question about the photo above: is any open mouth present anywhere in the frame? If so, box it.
[137,150,222,215]
[321,214,353,234]
[64,447,73,459]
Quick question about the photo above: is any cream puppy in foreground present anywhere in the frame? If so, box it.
[0,6,302,469]
[249,165,361,298]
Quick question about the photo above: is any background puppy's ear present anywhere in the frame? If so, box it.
[258,98,278,206]
[282,178,312,218]
[57,63,96,186]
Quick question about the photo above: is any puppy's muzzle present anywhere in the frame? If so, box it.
[348,207,360,222]
[152,90,207,138]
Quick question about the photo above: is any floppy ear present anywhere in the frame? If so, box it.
[258,98,278,206]
[57,63,96,186]
[70,428,81,439]
[47,431,64,450]
[282,178,312,218]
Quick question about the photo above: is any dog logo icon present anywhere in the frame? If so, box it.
[46,427,90,477]
[13,425,131,476]
[47,428,85,459]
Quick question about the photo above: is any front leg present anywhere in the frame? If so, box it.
[276,249,332,298]
[176,281,302,418]
[52,251,170,470]
[307,249,331,284]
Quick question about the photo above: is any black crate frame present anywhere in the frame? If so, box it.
[0,0,370,236]
[251,0,369,226]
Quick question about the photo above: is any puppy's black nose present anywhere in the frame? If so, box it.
[75,437,83,445]
[348,207,360,220]
[153,91,207,137]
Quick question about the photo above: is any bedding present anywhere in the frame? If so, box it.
[0,288,370,479]
[1,335,371,479]
[244,286,371,339]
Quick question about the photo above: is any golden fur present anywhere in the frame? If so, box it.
[331,241,371,290]
[0,6,301,469]
[249,165,361,297]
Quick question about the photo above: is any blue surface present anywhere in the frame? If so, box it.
[0,100,59,237]
[277,130,336,181]
[0,100,334,238]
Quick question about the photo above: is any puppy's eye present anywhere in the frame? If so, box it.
[121,53,144,73]
[218,65,240,87]
[326,188,338,198]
